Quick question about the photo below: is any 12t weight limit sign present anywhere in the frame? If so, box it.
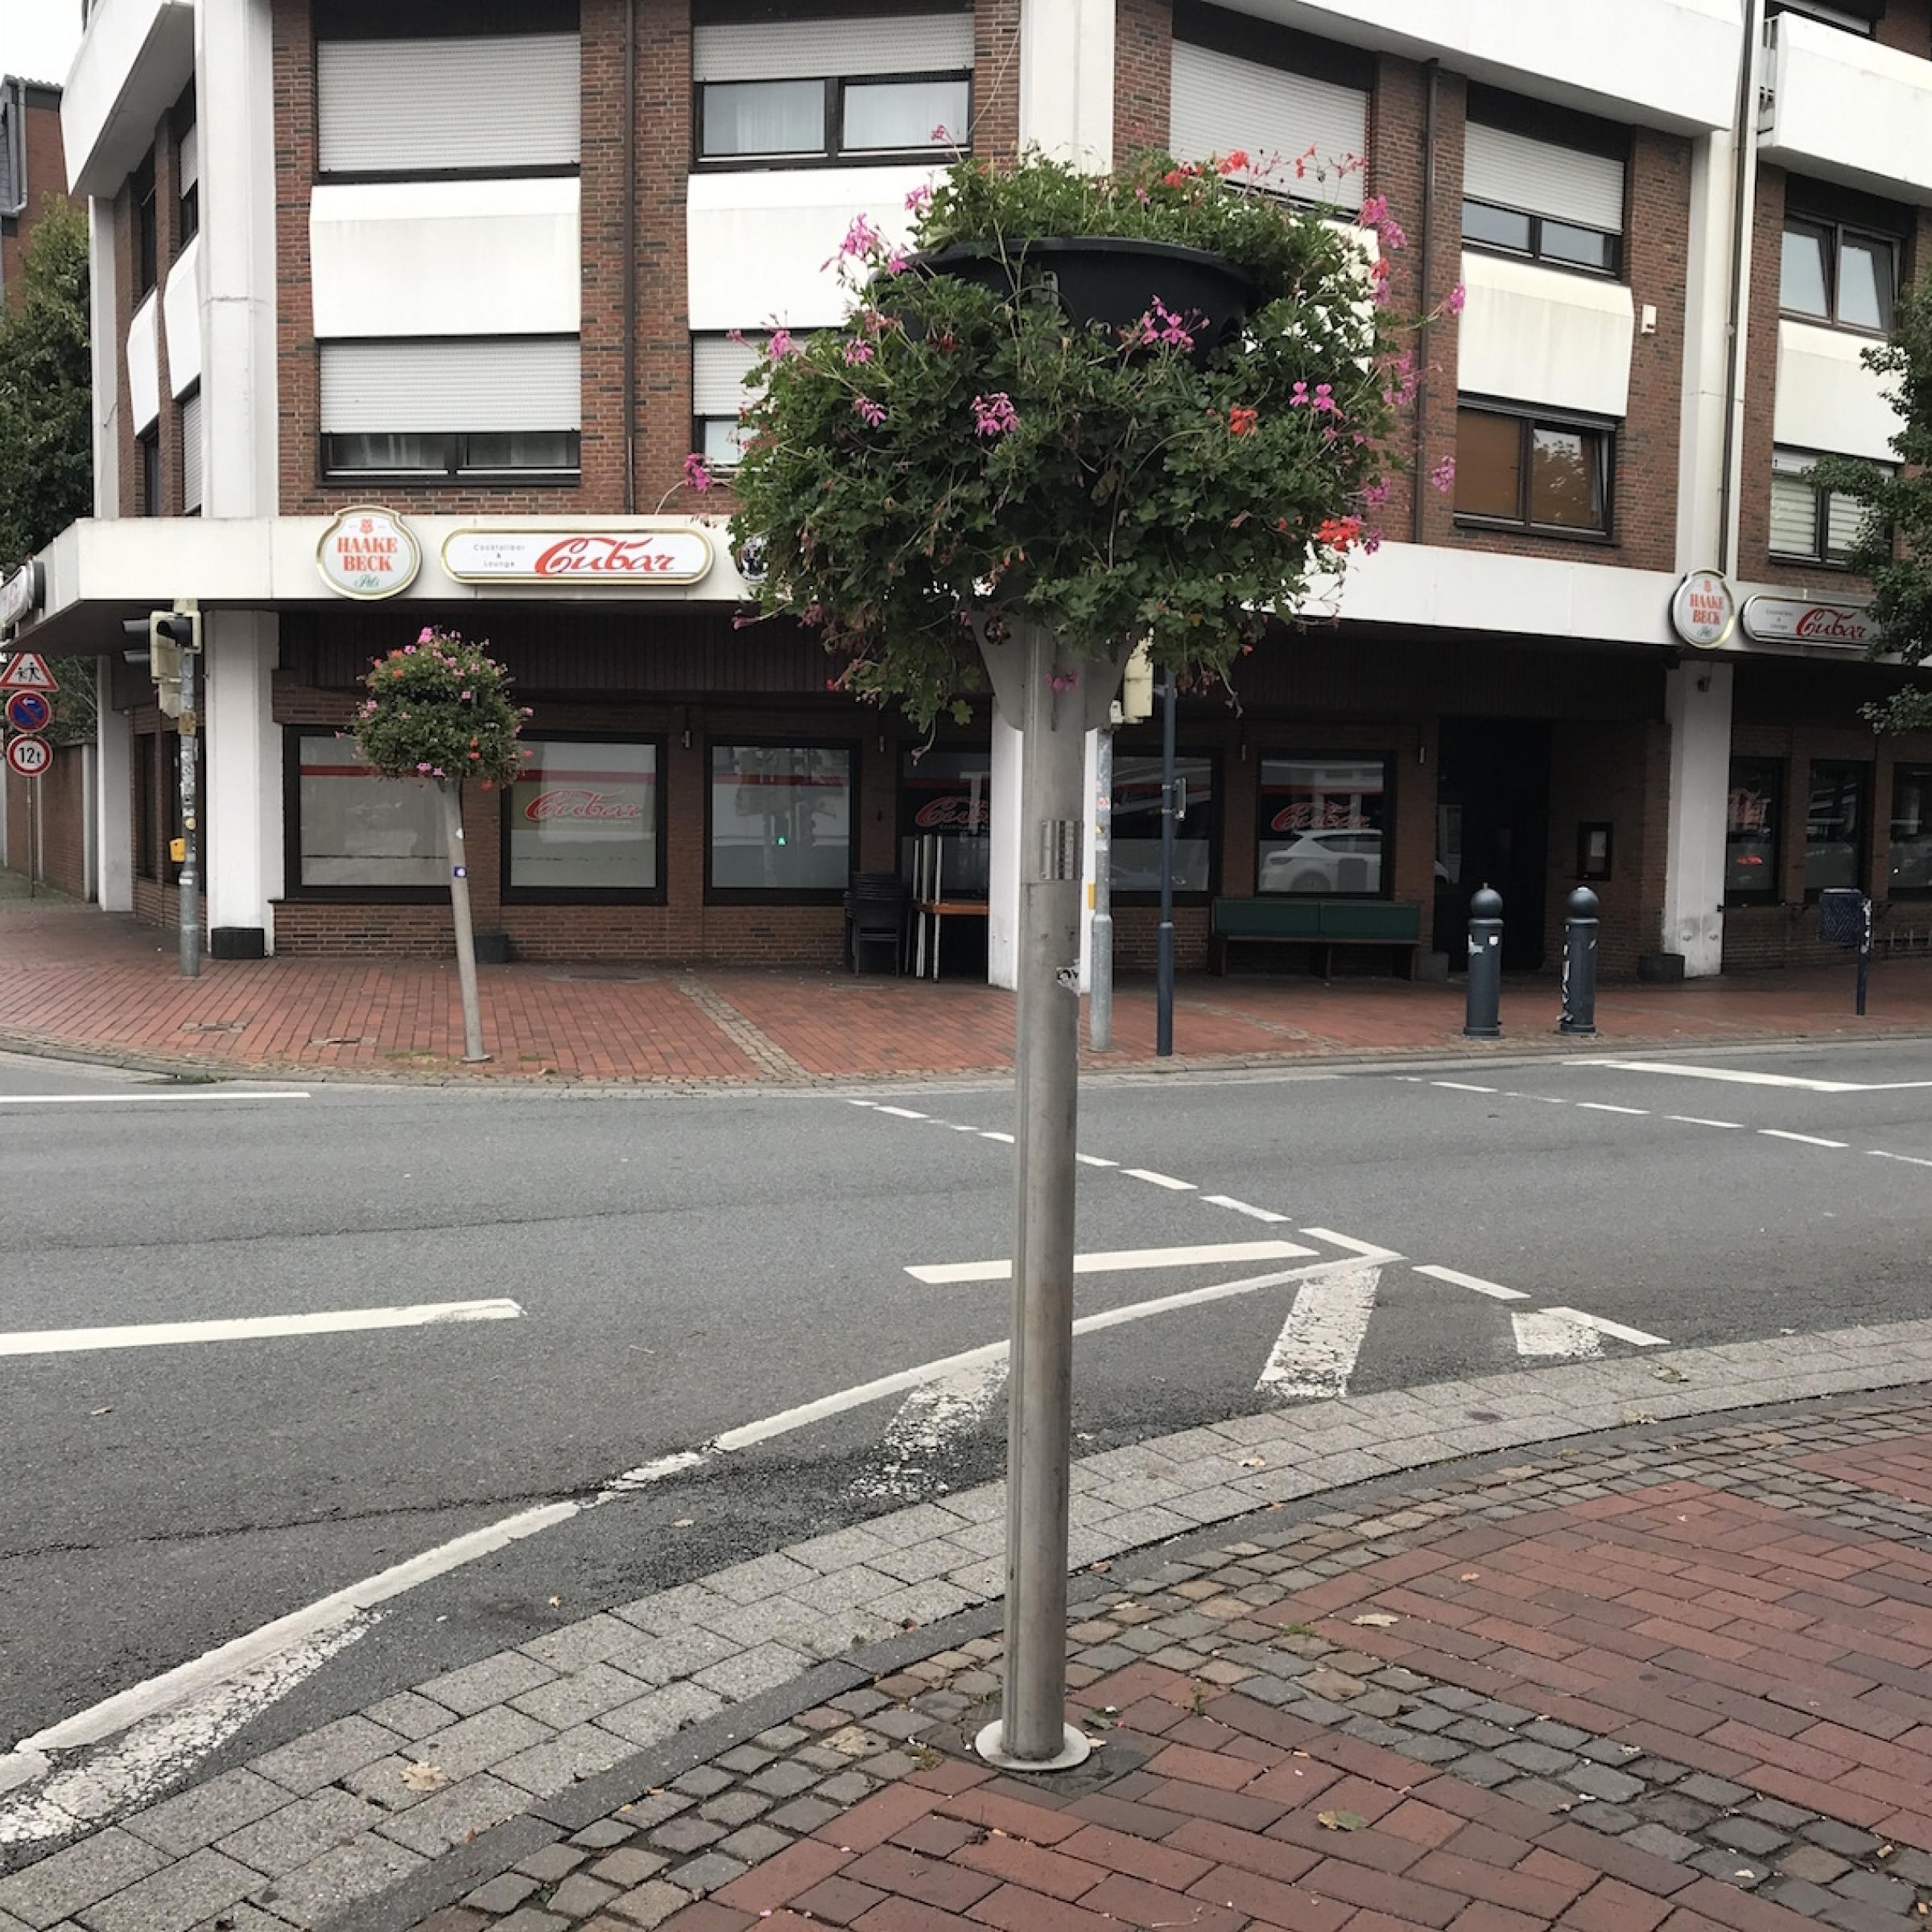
[6,736,52,778]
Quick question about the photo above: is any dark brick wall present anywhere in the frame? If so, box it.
[2,92,71,311]
[1114,0,1171,160]
[4,749,89,898]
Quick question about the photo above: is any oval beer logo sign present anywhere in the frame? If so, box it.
[317,506,422,601]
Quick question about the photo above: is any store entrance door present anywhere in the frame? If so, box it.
[1435,721,1551,972]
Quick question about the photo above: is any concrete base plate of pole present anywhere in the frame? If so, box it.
[973,1718,1092,1771]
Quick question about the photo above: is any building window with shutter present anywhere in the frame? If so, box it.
[692,332,821,468]
[318,337,581,480]
[134,151,158,295]
[1454,404,1614,538]
[1769,448,1889,564]
[1460,86,1626,277]
[180,387,203,514]
[174,91,198,246]
[691,8,972,165]
[138,428,161,516]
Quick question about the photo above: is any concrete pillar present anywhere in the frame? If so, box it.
[95,658,134,914]
[988,698,1022,989]
[204,611,283,952]
[1018,0,1113,169]
[88,198,120,518]
[1662,661,1734,977]
[195,0,279,518]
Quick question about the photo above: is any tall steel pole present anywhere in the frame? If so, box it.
[1088,724,1113,1053]
[977,619,1091,1772]
[178,644,200,979]
[1155,666,1177,1057]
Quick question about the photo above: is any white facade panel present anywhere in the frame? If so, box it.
[162,231,201,398]
[1463,123,1624,232]
[686,166,935,328]
[62,0,196,196]
[309,180,581,339]
[1169,39,1367,182]
[692,14,974,80]
[318,35,581,174]
[1455,250,1634,419]
[1758,10,1932,205]
[1773,319,1901,463]
[320,339,582,435]
[127,289,161,435]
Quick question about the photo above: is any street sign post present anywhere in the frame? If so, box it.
[4,690,52,734]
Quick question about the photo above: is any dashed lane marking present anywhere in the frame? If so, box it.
[980,1130,1015,1143]
[905,1239,1316,1285]
[1872,1150,1932,1168]
[1301,1227,1402,1261]
[1412,1264,1529,1303]
[1577,1102,1648,1116]
[1760,1129,1848,1148]
[1124,1168,1196,1191]
[1433,1080,1498,1093]
[1203,1195,1291,1224]
[1075,1153,1118,1167]
[875,1106,928,1120]
[1667,1115,1745,1129]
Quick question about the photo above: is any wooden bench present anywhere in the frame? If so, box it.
[1210,898,1423,979]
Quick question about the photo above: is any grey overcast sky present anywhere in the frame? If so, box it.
[1,0,82,88]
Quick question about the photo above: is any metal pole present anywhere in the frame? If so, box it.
[978,619,1089,1773]
[1463,885,1501,1038]
[1858,894,1872,1018]
[178,646,200,979]
[27,774,36,898]
[1089,724,1113,1053]
[440,782,490,1063]
[1558,886,1600,1037]
[1155,667,1177,1058]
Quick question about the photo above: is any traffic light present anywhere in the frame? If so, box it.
[121,608,200,717]
[1118,639,1154,724]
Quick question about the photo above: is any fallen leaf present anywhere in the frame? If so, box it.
[1241,1456,1266,1469]
[673,1519,694,1528]
[1352,1612,1399,1629]
[1088,1560,1112,1572]
[1623,1410,1657,1425]
[401,1764,448,1793]
[1317,1810,1367,1831]
[547,1596,564,1608]
[1653,1365,1688,1383]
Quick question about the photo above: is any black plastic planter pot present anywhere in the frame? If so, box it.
[907,236,1257,365]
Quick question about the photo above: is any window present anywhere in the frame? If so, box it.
[1257,756,1389,896]
[507,741,661,898]
[175,95,198,245]
[1890,764,1932,898]
[1805,760,1870,896]
[138,430,161,517]
[1726,758,1781,904]
[292,734,445,890]
[1461,90,1624,276]
[1781,215,1896,332]
[180,388,203,514]
[1112,754,1216,894]
[319,339,580,479]
[134,151,157,294]
[1769,448,1889,564]
[691,10,973,165]
[1455,407,1612,536]
[1168,8,1369,199]
[708,742,852,896]
[135,733,158,880]
[898,745,989,894]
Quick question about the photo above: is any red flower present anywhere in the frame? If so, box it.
[1316,515,1364,551]
[1218,149,1250,175]
[1228,406,1258,436]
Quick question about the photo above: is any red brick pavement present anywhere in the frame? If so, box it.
[4,895,1931,1084]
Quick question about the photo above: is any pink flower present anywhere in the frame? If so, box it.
[768,327,795,359]
[1311,382,1336,414]
[417,627,435,644]
[1359,194,1388,229]
[835,213,882,261]
[1430,455,1457,493]
[726,328,749,346]
[931,123,952,142]
[416,761,431,773]
[1362,476,1391,510]
[1447,281,1467,315]
[683,452,714,493]
[852,395,887,427]
[883,246,910,275]
[1379,217,1407,251]
[844,338,875,365]
[971,391,1018,436]
[906,183,932,212]
[1290,381,1310,407]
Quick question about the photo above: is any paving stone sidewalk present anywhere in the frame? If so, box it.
[10,1324,1932,1932]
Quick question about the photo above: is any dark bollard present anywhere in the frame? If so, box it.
[1464,886,1503,1039]
[1559,886,1600,1037]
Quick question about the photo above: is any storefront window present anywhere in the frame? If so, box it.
[1113,754,1215,894]
[1257,755,1389,895]
[1890,763,1932,898]
[295,734,443,890]
[508,741,659,895]
[709,742,852,895]
[1804,759,1869,896]
[899,747,990,895]
[1725,758,1781,904]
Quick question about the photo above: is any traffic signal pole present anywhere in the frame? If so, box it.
[178,639,200,980]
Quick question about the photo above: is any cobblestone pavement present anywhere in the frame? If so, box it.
[11,1326,1932,1932]
[3,892,1932,1085]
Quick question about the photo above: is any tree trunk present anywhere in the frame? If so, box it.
[439,781,489,1063]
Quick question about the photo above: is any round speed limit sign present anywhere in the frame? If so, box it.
[6,735,52,778]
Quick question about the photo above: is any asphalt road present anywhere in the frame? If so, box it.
[2,1034,1930,1828]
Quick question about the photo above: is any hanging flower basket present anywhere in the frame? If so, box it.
[907,236,1257,365]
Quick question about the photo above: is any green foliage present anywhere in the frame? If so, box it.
[354,628,527,791]
[0,196,92,576]
[729,151,1426,729]
[1811,274,1932,732]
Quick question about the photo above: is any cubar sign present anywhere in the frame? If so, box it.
[1740,596,1873,649]
[317,506,421,600]
[440,527,714,586]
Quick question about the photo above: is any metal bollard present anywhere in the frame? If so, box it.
[1463,886,1503,1039]
[1558,886,1600,1037]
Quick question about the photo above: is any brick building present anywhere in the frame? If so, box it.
[6,0,1932,979]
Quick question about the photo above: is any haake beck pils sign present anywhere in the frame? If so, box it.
[316,507,421,600]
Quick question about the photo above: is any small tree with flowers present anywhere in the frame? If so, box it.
[356,627,527,1063]
[728,147,1451,1772]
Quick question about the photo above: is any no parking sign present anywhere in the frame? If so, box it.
[5,689,51,734]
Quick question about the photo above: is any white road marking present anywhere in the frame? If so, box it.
[1433,1081,1497,1093]
[1759,1129,1848,1149]
[1256,1265,1382,1401]
[856,1362,1008,1501]
[1872,1149,1932,1167]
[980,1130,1015,1143]
[0,1299,524,1358]
[906,1240,1315,1285]
[1512,1309,1604,1360]
[1506,1093,1571,1104]
[875,1106,928,1119]
[845,1099,878,1108]
[1075,1154,1118,1167]
[1544,1307,1668,1348]
[949,1123,980,1133]
[1412,1263,1529,1302]
[1124,1168,1195,1190]
[1202,1195,1290,1224]
[1667,1115,1744,1129]
[0,1090,310,1107]
[1578,1103,1648,1116]
[1575,1059,1932,1094]
[598,1450,708,1499]
[1302,1228,1405,1262]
